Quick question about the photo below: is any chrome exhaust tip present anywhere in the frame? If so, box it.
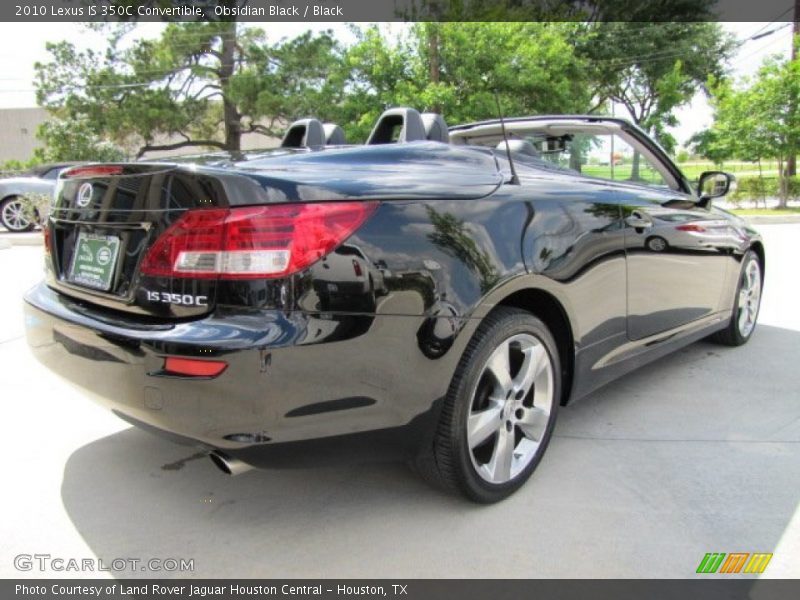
[208,450,254,476]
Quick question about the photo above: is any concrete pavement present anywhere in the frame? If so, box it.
[0,225,797,579]
[0,227,44,247]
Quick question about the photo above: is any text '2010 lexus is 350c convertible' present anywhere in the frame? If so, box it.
[24,110,764,503]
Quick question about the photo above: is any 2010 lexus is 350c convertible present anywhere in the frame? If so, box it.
[24,110,764,503]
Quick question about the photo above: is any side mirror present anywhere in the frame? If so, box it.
[697,171,736,207]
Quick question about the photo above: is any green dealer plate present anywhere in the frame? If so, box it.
[67,232,121,291]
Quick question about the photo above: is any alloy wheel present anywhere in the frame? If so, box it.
[466,333,554,484]
[1,199,32,232]
[737,258,761,338]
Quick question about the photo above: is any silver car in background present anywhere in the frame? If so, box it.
[0,163,74,232]
[642,207,746,253]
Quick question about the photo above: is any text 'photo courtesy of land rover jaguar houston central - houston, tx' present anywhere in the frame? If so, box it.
[24,109,764,503]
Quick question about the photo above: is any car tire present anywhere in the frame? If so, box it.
[646,235,668,252]
[421,306,561,503]
[0,196,35,232]
[710,250,762,346]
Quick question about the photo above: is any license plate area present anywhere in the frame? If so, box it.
[67,232,121,291]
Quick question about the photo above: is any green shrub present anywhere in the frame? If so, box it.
[730,176,776,200]
[729,175,800,204]
[0,158,39,178]
[17,192,52,226]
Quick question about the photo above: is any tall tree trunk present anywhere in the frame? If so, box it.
[428,24,441,114]
[631,150,641,181]
[569,147,583,173]
[788,5,799,177]
[219,20,241,152]
[778,157,788,209]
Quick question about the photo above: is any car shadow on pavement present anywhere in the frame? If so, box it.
[59,325,800,578]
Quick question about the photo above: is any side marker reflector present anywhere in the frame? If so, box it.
[163,357,228,378]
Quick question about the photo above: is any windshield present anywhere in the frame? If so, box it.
[470,128,672,189]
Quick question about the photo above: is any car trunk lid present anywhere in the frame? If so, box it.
[44,144,502,319]
[47,164,225,319]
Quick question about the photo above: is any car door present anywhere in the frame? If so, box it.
[606,134,731,341]
[541,124,731,341]
[623,194,733,339]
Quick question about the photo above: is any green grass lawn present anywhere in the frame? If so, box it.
[730,207,800,215]
[580,164,666,184]
[582,161,781,183]
[678,162,780,180]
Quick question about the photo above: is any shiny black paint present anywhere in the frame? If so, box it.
[25,137,763,461]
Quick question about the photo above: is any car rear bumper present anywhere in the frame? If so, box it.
[24,282,469,459]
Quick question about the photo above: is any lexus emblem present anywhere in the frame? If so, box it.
[76,183,93,208]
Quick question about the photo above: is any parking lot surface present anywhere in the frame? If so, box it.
[0,224,798,579]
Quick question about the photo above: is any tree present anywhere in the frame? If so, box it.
[576,21,736,176]
[34,117,126,162]
[401,0,719,22]
[340,18,733,147]
[787,0,799,176]
[704,53,800,208]
[34,23,343,157]
[339,23,593,142]
[687,128,732,167]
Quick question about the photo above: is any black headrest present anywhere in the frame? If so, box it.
[421,113,449,143]
[366,107,427,145]
[281,118,326,148]
[323,123,346,145]
[497,139,539,157]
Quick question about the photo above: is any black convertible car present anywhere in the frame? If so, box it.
[24,109,764,503]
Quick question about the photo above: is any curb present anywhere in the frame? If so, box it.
[0,231,43,247]
[739,215,800,225]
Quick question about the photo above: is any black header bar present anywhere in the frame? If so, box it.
[1,0,796,22]
[4,579,800,600]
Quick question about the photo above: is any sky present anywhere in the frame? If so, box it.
[0,21,793,147]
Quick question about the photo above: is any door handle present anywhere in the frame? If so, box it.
[626,212,653,230]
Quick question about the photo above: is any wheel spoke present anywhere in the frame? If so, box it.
[467,400,503,448]
[512,343,545,399]
[485,425,514,482]
[485,340,512,394]
[747,263,757,292]
[738,288,748,308]
[518,406,548,442]
[750,270,760,298]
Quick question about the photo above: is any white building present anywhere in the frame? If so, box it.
[0,107,49,162]
[0,107,281,163]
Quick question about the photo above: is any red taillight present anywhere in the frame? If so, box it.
[140,202,377,280]
[352,259,363,277]
[43,227,51,254]
[163,357,227,377]
[676,224,706,233]
[140,209,228,279]
[62,165,124,179]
